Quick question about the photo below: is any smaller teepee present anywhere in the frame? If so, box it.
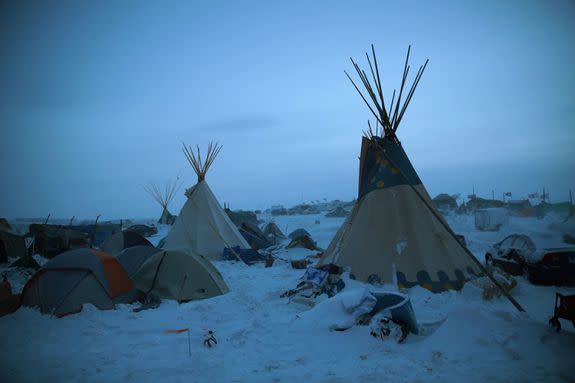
[162,142,249,260]
[144,178,181,225]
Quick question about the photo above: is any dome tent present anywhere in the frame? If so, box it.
[21,248,133,317]
[133,249,229,303]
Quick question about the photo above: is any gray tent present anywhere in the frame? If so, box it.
[133,249,229,303]
[20,248,134,317]
[116,246,159,277]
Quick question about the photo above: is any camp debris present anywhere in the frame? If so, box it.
[281,263,345,302]
[162,142,250,259]
[144,178,181,225]
[9,255,41,270]
[133,249,229,303]
[28,224,90,258]
[20,248,134,317]
[99,230,154,256]
[0,218,12,231]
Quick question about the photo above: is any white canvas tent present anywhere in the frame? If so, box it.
[162,142,249,259]
[319,46,524,312]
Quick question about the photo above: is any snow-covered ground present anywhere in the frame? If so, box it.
[1,213,575,382]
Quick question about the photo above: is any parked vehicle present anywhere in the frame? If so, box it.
[484,234,575,285]
[475,208,509,231]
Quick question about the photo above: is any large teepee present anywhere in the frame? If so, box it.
[319,46,524,311]
[162,142,249,260]
[144,178,181,225]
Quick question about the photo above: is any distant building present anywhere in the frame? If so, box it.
[506,199,533,217]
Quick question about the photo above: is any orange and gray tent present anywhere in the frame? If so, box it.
[319,46,480,292]
[99,230,153,256]
[133,249,229,302]
[20,248,134,317]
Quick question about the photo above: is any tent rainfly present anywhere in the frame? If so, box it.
[144,178,181,225]
[319,45,524,312]
[161,142,249,259]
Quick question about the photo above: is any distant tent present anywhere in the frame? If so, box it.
[263,222,285,238]
[133,249,229,302]
[319,46,482,293]
[144,178,181,225]
[99,231,153,256]
[162,142,249,259]
[238,222,271,250]
[325,207,350,218]
[116,246,159,277]
[0,230,27,263]
[262,222,286,244]
[432,194,458,211]
[20,249,134,317]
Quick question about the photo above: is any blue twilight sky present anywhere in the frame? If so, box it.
[1,0,574,220]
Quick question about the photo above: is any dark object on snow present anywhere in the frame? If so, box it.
[0,278,21,317]
[287,235,321,251]
[125,224,158,238]
[370,316,409,343]
[265,255,274,268]
[288,228,311,240]
[325,207,350,218]
[366,292,419,335]
[203,330,218,347]
[485,234,575,285]
[290,259,309,269]
[549,293,575,332]
[9,255,41,270]
[238,222,271,250]
[222,246,265,265]
[316,263,343,275]
[99,230,154,256]
[133,294,161,313]
[0,218,12,231]
[0,230,27,263]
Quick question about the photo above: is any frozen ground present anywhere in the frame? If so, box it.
[1,213,575,382]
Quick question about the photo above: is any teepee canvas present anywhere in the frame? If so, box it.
[319,46,483,293]
[162,142,249,260]
[144,179,180,225]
